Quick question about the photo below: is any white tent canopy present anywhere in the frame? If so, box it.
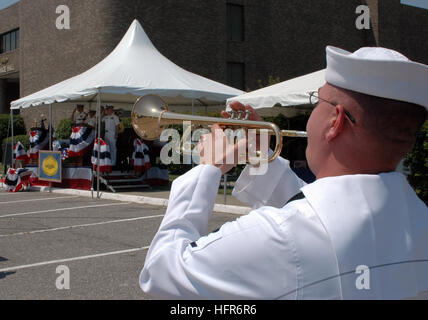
[11,19,244,110]
[226,69,326,110]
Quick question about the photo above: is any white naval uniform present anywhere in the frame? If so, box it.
[102,114,120,166]
[52,140,62,151]
[86,116,97,128]
[140,157,428,300]
[73,111,87,125]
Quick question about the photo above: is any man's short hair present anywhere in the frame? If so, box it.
[346,89,426,159]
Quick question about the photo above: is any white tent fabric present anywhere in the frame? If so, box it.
[226,69,326,110]
[11,20,244,110]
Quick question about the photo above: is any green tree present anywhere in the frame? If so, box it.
[404,121,428,204]
[55,118,73,139]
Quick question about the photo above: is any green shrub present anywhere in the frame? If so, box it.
[56,118,73,139]
[2,134,30,150]
[122,117,132,129]
[1,135,29,167]
[404,121,428,204]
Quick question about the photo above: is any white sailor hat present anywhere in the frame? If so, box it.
[325,46,428,111]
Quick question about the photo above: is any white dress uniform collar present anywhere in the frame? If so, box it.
[301,172,428,299]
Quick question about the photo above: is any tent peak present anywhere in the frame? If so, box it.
[117,19,155,49]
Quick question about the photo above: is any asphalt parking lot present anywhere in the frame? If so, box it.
[0,190,238,300]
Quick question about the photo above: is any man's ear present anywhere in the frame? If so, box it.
[326,105,346,141]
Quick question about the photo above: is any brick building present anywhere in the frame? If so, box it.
[0,0,427,129]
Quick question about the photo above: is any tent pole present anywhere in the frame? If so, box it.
[191,97,195,167]
[10,108,14,169]
[191,97,194,115]
[49,104,52,151]
[224,173,227,205]
[49,104,52,192]
[97,89,102,198]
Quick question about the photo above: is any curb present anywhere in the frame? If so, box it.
[26,186,251,215]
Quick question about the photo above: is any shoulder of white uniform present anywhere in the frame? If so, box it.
[208,198,311,242]
[252,198,313,227]
[186,204,305,256]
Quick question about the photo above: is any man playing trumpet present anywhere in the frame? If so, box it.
[140,46,428,300]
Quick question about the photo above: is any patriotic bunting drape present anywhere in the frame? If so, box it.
[69,126,96,157]
[24,165,92,190]
[91,139,112,173]
[5,168,31,192]
[14,141,29,163]
[29,128,49,159]
[61,148,70,161]
[132,139,151,173]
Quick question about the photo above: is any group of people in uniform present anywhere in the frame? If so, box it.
[70,104,120,166]
[139,46,428,300]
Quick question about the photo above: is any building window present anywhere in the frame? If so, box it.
[227,3,244,41]
[227,62,245,90]
[0,29,19,54]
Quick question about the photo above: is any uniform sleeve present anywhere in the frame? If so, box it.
[232,154,307,209]
[114,116,120,126]
[139,164,299,300]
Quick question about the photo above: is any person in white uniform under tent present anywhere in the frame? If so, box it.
[140,46,428,300]
[102,105,120,167]
[70,104,87,125]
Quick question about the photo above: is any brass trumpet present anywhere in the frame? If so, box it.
[131,95,307,163]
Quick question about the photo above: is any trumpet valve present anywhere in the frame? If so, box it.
[244,110,251,120]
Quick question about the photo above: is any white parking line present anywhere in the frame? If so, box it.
[0,202,132,219]
[0,195,79,204]
[0,214,165,237]
[0,246,150,273]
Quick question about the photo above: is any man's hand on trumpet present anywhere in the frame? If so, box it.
[198,102,269,174]
[221,101,264,122]
[198,123,247,175]
[224,101,272,152]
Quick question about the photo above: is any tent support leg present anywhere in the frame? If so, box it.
[223,173,227,205]
[191,97,194,115]
[96,91,101,198]
[49,104,52,150]
[49,104,52,192]
[10,108,14,169]
[191,97,194,168]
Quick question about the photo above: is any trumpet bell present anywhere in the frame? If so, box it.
[131,94,170,140]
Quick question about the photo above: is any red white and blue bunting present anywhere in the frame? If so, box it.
[91,138,112,173]
[24,165,92,191]
[29,128,49,159]
[132,139,151,173]
[5,168,31,192]
[69,126,96,158]
[14,141,29,162]
[61,148,70,161]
